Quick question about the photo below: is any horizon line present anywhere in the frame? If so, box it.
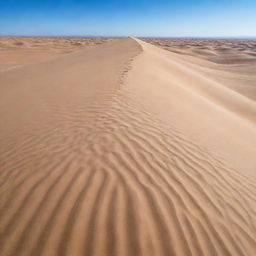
[1,35,256,39]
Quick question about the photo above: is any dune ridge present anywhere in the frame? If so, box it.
[0,37,256,256]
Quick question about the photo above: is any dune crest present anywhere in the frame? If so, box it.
[0,37,255,256]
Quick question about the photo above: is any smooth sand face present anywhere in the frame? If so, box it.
[0,37,256,256]
[143,38,256,101]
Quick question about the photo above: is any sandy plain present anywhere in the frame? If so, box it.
[0,37,256,256]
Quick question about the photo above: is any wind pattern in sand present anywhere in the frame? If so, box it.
[0,38,256,256]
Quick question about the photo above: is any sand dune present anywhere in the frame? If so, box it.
[0,37,112,72]
[0,37,256,256]
[143,38,256,101]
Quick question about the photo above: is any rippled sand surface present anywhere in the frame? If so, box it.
[0,37,256,256]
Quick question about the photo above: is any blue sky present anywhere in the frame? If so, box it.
[0,0,256,37]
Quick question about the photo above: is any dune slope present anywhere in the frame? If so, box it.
[0,37,256,256]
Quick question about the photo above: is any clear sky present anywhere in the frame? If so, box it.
[0,0,256,37]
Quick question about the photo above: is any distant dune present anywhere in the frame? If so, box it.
[0,37,256,256]
[0,37,112,72]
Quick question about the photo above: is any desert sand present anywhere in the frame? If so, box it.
[0,37,256,256]
[0,37,112,72]
[143,38,256,101]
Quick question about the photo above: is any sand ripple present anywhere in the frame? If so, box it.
[0,37,255,256]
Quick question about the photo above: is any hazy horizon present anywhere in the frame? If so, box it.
[1,35,256,40]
